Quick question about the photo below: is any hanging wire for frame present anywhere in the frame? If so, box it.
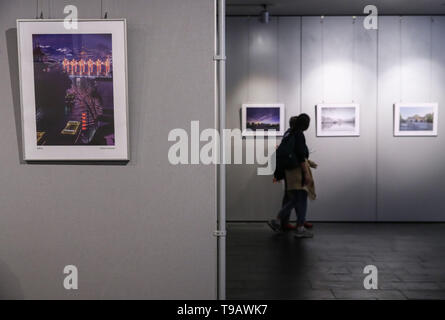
[100,0,108,19]
[399,16,403,103]
[38,0,50,19]
[430,16,433,102]
[37,0,43,20]
[275,17,280,101]
[36,0,49,19]
[321,16,325,103]
[299,17,303,114]
[351,16,356,103]
[247,16,251,102]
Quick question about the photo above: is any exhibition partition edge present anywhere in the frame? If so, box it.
[216,0,227,300]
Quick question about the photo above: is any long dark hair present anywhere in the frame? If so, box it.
[290,113,310,132]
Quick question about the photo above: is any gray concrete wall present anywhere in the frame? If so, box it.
[0,0,217,299]
[227,16,445,222]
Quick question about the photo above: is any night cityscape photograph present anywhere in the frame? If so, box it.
[32,33,115,146]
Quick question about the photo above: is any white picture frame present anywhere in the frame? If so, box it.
[241,104,285,137]
[316,104,360,137]
[17,19,129,161]
[394,103,438,137]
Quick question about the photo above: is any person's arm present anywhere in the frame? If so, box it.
[294,133,313,186]
[308,159,318,169]
[301,160,313,186]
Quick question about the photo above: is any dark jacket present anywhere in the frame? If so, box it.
[292,130,309,164]
[274,129,309,181]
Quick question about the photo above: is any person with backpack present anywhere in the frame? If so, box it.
[267,114,317,238]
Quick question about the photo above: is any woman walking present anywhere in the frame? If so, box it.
[268,114,317,238]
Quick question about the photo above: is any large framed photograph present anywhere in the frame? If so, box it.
[241,104,285,137]
[316,104,360,137]
[17,19,129,161]
[394,103,438,136]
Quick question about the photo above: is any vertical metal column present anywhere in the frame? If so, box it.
[215,0,226,300]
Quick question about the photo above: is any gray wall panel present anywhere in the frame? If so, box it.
[377,16,445,221]
[0,0,216,299]
[49,0,102,19]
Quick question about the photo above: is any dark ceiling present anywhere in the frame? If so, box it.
[226,0,445,16]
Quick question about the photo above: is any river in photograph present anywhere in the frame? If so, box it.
[322,121,355,131]
[400,122,433,131]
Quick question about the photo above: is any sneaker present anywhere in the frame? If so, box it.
[294,227,314,238]
[304,222,313,229]
[283,223,297,231]
[267,219,282,232]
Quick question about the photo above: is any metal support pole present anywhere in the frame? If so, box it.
[216,0,226,300]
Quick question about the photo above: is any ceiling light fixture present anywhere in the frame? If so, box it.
[260,4,270,24]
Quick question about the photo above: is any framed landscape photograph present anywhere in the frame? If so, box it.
[17,19,129,161]
[394,103,438,136]
[316,104,360,137]
[241,104,285,137]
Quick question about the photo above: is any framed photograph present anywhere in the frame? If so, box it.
[316,104,360,137]
[241,104,285,136]
[17,19,129,161]
[394,103,438,136]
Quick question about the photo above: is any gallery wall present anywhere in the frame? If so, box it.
[0,0,217,299]
[227,16,445,221]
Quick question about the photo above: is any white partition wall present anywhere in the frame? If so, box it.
[226,17,302,221]
[227,15,445,222]
[226,17,278,221]
[377,16,445,221]
[301,16,377,222]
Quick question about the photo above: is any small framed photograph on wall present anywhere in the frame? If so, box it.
[394,103,438,136]
[17,19,129,161]
[241,104,285,137]
[316,104,360,137]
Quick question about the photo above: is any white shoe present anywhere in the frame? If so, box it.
[294,227,313,238]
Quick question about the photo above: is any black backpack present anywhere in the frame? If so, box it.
[273,131,299,181]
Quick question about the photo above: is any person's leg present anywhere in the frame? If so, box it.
[268,192,295,232]
[283,177,299,229]
[281,191,296,228]
[295,190,308,227]
[276,177,289,218]
[282,192,288,207]
[294,190,313,238]
[278,193,296,223]
[278,191,296,227]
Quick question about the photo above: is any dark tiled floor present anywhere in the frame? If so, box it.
[227,223,445,300]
